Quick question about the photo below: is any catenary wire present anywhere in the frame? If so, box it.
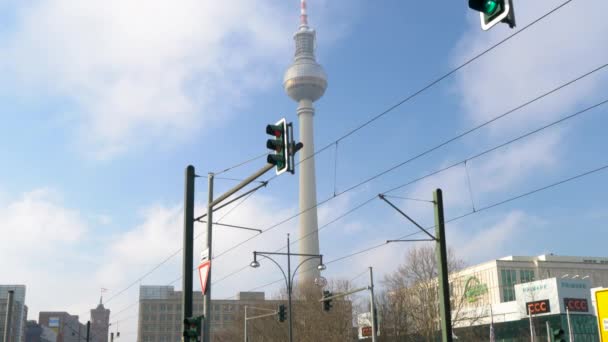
[98,0,580,314]
[211,63,607,262]
[210,96,608,288]
[262,0,576,186]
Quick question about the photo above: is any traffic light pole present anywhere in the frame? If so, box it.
[369,267,378,342]
[203,173,214,342]
[183,166,195,335]
[201,163,275,342]
[434,189,453,342]
[244,306,279,342]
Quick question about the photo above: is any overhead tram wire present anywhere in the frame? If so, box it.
[100,0,579,312]
[262,0,576,186]
[114,94,608,317]
[209,96,608,287]
[213,151,269,176]
[105,155,273,316]
[220,162,608,295]
[210,63,608,262]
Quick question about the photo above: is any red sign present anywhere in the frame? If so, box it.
[361,326,372,337]
[527,299,551,315]
[564,298,588,312]
[198,260,211,295]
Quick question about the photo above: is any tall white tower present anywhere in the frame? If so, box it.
[283,0,328,286]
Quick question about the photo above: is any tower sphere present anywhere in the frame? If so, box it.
[283,27,328,103]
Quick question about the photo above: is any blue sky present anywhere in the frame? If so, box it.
[1,0,607,339]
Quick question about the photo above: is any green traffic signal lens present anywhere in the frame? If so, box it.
[484,0,498,14]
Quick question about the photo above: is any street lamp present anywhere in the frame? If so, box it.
[250,233,325,342]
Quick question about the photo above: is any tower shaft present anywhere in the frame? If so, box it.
[297,98,320,284]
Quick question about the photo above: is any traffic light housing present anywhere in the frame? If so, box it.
[552,328,566,342]
[469,0,516,30]
[266,118,303,175]
[183,316,203,342]
[277,304,286,322]
[322,290,333,312]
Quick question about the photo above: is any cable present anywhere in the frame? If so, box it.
[213,152,269,175]
[215,152,608,299]
[212,64,607,261]
[94,0,582,312]
[210,96,607,288]
[262,0,576,186]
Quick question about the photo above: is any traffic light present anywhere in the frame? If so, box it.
[266,118,303,175]
[277,304,286,322]
[322,290,333,312]
[266,118,288,175]
[469,0,516,30]
[552,328,566,342]
[183,316,203,342]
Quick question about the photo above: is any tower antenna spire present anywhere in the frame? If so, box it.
[300,0,308,26]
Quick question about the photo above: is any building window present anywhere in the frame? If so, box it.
[520,269,535,283]
[501,269,517,302]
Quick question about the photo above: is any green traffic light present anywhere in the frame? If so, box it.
[484,0,498,14]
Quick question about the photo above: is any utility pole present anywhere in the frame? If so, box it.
[183,165,195,335]
[369,267,378,342]
[434,189,453,342]
[203,172,214,342]
[3,290,14,342]
[86,321,90,342]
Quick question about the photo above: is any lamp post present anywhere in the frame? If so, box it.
[250,233,326,342]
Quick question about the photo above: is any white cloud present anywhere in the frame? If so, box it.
[0,188,90,319]
[0,0,297,159]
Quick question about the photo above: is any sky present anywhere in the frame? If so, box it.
[1,0,608,339]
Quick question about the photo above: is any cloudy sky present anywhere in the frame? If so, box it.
[1,0,607,339]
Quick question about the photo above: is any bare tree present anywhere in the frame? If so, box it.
[378,245,484,341]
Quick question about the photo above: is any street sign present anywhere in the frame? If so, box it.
[200,248,209,262]
[596,289,608,341]
[198,260,211,295]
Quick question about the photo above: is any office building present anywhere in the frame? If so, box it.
[38,312,85,342]
[136,286,282,342]
[0,285,28,342]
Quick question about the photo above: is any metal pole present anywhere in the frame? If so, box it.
[183,165,195,328]
[545,321,551,342]
[203,173,214,342]
[244,306,247,342]
[434,189,453,342]
[3,290,14,342]
[529,313,535,342]
[567,307,574,342]
[369,267,378,342]
[287,234,293,342]
[86,321,90,342]
[210,164,273,207]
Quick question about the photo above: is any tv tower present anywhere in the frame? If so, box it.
[283,0,328,286]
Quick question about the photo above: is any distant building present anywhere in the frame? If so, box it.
[136,286,283,342]
[38,312,85,342]
[0,285,28,342]
[90,299,110,342]
[445,254,608,340]
[26,321,57,342]
[450,254,608,307]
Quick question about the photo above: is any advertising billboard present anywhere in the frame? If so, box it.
[596,289,608,342]
[515,278,592,316]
